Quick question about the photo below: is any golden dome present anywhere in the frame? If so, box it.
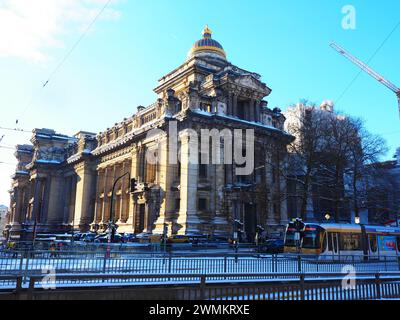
[188,25,226,59]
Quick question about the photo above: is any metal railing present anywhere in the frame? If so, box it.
[0,250,399,285]
[2,272,400,300]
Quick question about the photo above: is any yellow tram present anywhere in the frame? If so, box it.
[284,222,400,257]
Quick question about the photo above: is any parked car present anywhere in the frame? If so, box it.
[81,232,97,242]
[136,233,151,243]
[259,239,284,254]
[72,233,83,241]
[122,233,137,243]
[187,235,209,245]
[167,235,190,244]
[94,233,124,243]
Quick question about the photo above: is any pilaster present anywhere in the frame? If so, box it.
[73,162,96,232]
[177,130,201,235]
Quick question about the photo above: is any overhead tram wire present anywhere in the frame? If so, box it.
[0,161,16,166]
[0,145,15,151]
[334,18,400,106]
[0,126,31,133]
[15,0,113,126]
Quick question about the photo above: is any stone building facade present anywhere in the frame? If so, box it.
[6,26,293,241]
[0,205,7,239]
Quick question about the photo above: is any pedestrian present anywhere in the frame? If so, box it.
[9,241,18,258]
[49,242,56,258]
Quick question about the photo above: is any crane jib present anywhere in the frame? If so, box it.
[330,41,400,117]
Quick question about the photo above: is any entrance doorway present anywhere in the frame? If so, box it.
[136,204,145,233]
[244,203,256,243]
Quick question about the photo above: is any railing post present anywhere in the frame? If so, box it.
[200,275,206,300]
[102,251,107,277]
[272,255,275,273]
[15,276,22,296]
[168,252,172,275]
[297,255,302,273]
[224,256,227,274]
[18,251,24,275]
[23,253,30,285]
[28,276,35,300]
[375,273,381,299]
[300,273,305,300]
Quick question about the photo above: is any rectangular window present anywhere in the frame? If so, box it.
[198,198,207,211]
[199,163,208,178]
[237,101,245,119]
[145,161,156,184]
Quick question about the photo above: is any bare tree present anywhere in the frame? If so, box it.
[285,103,328,220]
[345,121,387,220]
[318,114,361,222]
[285,101,392,224]
[365,161,399,224]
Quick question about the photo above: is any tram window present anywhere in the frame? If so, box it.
[321,232,327,252]
[369,234,378,253]
[302,231,320,249]
[339,233,361,251]
[328,233,333,251]
[284,229,296,247]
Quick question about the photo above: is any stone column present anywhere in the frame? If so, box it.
[213,141,229,236]
[227,93,233,115]
[249,99,255,122]
[177,130,201,235]
[144,200,151,233]
[73,163,96,232]
[31,178,43,224]
[40,178,51,225]
[254,100,261,123]
[138,147,145,182]
[63,176,72,224]
[153,136,174,234]
[93,169,103,224]
[101,167,109,226]
[232,94,238,117]
[11,188,23,231]
[69,176,77,224]
[265,153,276,226]
[118,161,129,223]
[113,163,121,222]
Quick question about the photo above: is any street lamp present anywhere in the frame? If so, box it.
[325,213,331,221]
[355,216,361,224]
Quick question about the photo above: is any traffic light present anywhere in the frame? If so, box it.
[234,219,243,231]
[130,178,137,193]
[293,218,305,232]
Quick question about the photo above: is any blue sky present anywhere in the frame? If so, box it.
[0,0,399,206]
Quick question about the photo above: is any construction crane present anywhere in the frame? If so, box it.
[330,42,400,117]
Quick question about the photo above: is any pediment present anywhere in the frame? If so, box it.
[234,75,267,93]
